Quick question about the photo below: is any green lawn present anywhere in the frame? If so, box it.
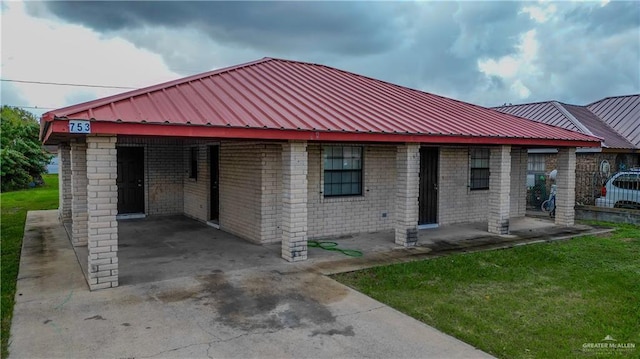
[1,174,59,358]
[334,223,640,359]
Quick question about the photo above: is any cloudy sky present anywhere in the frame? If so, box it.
[2,1,639,118]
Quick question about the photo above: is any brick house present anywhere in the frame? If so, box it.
[40,58,600,290]
[494,95,640,206]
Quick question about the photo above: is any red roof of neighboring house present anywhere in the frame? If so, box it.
[494,100,635,149]
[41,58,600,147]
[587,95,640,147]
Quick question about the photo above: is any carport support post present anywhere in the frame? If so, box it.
[555,147,576,226]
[281,141,308,262]
[488,145,511,235]
[395,143,420,246]
[70,141,88,246]
[86,136,119,290]
[58,143,72,222]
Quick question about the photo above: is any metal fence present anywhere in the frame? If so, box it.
[527,168,640,210]
[590,168,640,210]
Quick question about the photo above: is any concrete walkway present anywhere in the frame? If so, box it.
[11,211,494,358]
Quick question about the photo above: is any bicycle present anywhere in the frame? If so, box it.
[541,184,556,218]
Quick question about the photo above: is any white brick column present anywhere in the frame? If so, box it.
[58,143,72,222]
[86,136,119,290]
[510,148,528,217]
[281,141,308,262]
[488,145,511,234]
[70,142,88,246]
[394,143,420,246]
[555,147,576,226]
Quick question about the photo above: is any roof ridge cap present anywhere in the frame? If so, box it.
[491,100,558,109]
[551,101,595,137]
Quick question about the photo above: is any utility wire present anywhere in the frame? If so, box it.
[1,78,136,90]
[3,105,57,110]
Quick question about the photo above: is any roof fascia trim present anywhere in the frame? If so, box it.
[44,120,601,148]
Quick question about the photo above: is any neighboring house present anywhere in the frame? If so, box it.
[46,156,59,174]
[44,145,59,174]
[40,58,599,290]
[494,95,640,206]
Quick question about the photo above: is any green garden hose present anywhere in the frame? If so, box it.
[307,240,363,257]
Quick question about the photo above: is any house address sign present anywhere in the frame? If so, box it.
[69,120,91,134]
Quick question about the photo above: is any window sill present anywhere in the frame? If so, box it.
[321,195,366,203]
[468,188,490,193]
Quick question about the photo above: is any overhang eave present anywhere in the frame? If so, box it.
[42,119,602,148]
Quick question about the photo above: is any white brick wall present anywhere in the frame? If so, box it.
[70,142,88,246]
[281,141,308,261]
[488,145,511,234]
[510,148,527,217]
[58,143,72,222]
[218,141,263,242]
[395,144,420,246]
[556,147,577,226]
[183,141,210,221]
[307,144,396,239]
[259,144,282,243]
[86,136,118,290]
[118,137,184,215]
[438,147,489,225]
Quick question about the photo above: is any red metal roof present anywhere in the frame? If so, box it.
[587,95,640,147]
[41,58,600,147]
[494,101,635,149]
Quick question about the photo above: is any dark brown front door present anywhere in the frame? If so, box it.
[419,147,438,225]
[209,145,220,222]
[117,147,144,214]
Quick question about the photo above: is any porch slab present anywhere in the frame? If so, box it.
[65,214,608,286]
[308,216,611,275]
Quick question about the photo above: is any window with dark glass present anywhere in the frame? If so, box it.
[189,147,198,179]
[323,146,362,197]
[470,148,490,190]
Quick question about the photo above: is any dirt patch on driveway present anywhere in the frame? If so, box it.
[188,271,349,332]
[145,269,351,335]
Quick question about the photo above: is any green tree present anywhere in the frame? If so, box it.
[0,106,51,192]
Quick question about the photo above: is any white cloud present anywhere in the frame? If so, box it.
[477,30,540,101]
[510,79,531,99]
[477,56,519,78]
[0,1,180,111]
[521,3,557,23]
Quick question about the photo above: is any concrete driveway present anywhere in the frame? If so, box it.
[10,211,493,358]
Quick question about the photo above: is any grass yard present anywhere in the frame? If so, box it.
[334,223,640,359]
[1,174,59,358]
